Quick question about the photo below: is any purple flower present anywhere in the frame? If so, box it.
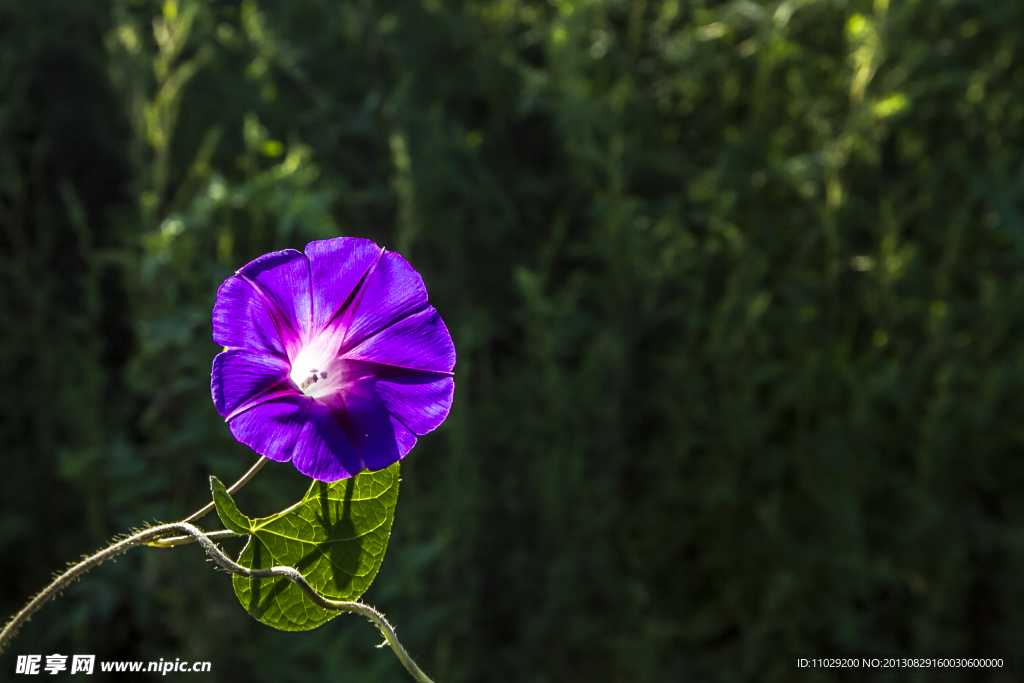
[210,237,455,482]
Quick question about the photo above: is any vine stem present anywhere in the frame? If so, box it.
[188,456,269,524]
[0,522,435,683]
[145,456,270,549]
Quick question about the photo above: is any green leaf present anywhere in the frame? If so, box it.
[210,463,400,631]
[209,476,255,534]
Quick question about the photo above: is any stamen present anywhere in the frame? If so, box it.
[289,339,345,398]
[299,369,321,391]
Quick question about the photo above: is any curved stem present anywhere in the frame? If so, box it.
[185,456,269,523]
[0,525,174,656]
[147,456,269,548]
[0,522,434,683]
[148,528,241,547]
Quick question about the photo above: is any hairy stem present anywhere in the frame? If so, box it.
[146,456,269,548]
[148,528,241,547]
[0,522,434,683]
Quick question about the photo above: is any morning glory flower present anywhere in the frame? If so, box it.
[210,237,455,482]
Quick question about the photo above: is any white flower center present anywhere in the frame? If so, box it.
[289,336,344,399]
[298,368,328,391]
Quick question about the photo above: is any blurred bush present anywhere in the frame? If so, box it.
[2,0,1023,681]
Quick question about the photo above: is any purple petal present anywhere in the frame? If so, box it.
[377,415,418,470]
[343,306,455,373]
[375,375,454,436]
[335,391,418,472]
[339,251,428,348]
[343,361,454,436]
[212,349,295,419]
[237,249,312,357]
[228,396,311,463]
[213,237,456,481]
[290,401,365,482]
[305,237,383,335]
[212,276,287,357]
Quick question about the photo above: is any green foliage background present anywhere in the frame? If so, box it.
[1,0,1023,680]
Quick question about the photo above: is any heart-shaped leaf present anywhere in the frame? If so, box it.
[210,462,399,631]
